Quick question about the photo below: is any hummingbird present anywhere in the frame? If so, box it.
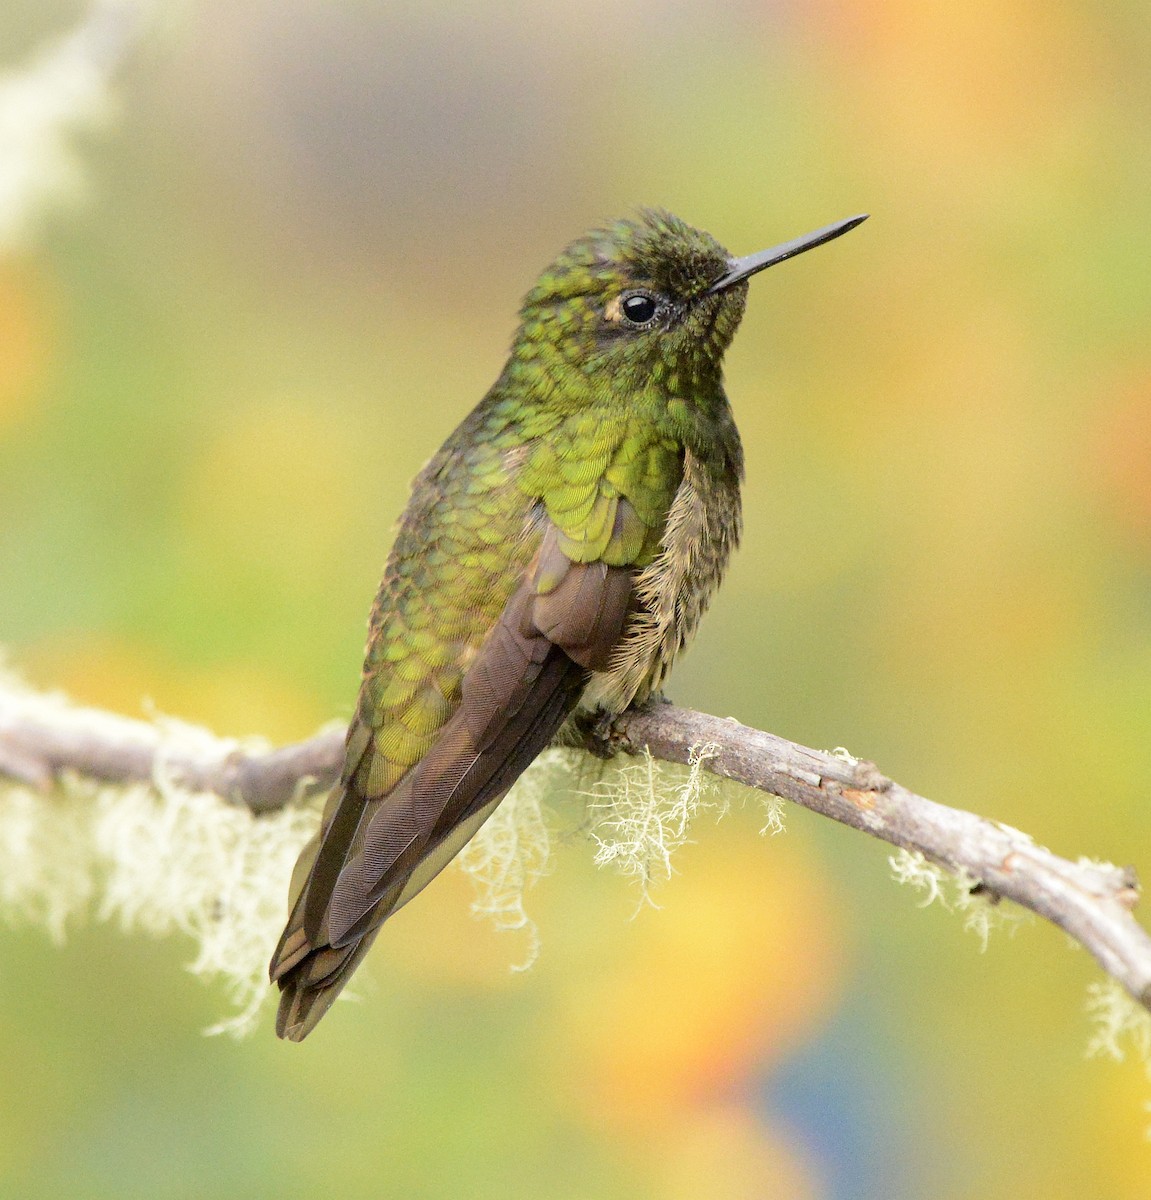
[269,208,867,1040]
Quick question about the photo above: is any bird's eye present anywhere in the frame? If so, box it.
[620,292,659,325]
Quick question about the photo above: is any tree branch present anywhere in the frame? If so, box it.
[0,682,345,813]
[2,680,1149,1014]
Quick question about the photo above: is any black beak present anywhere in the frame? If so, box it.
[706,213,869,294]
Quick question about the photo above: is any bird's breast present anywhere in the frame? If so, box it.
[580,446,742,713]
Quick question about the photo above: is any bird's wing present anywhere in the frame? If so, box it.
[269,510,641,1039]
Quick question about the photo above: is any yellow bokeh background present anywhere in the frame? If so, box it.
[3,1,1151,1196]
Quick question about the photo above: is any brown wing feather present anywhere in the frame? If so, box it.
[329,545,633,944]
[269,523,633,1040]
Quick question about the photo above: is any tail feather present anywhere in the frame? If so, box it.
[274,931,380,1042]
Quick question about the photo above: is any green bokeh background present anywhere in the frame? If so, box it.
[2,1,1151,1196]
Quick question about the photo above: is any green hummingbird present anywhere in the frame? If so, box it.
[269,208,866,1040]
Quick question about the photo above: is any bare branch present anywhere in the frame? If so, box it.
[2,680,1149,1015]
[610,704,1151,1014]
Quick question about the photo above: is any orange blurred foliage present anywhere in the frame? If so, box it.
[1090,379,1151,547]
[548,822,847,1132]
[0,263,50,433]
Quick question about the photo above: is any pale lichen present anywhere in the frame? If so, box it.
[0,770,318,1037]
[454,748,576,970]
[584,743,728,905]
[759,791,786,837]
[1085,978,1151,1134]
[1085,978,1151,1064]
[888,847,1029,950]
[0,782,97,944]
[93,779,318,1036]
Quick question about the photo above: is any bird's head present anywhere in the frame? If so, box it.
[510,208,866,397]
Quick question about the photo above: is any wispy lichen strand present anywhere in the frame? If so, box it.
[888,847,1030,950]
[92,778,319,1036]
[1086,978,1151,1065]
[454,749,575,970]
[1085,978,1151,1132]
[586,743,731,904]
[0,772,319,1036]
[0,783,97,943]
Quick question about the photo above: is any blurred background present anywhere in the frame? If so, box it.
[2,0,1151,1196]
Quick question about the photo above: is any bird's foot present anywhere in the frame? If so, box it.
[577,693,673,759]
[578,708,621,759]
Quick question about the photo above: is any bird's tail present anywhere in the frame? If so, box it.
[268,824,374,1042]
[271,925,381,1042]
